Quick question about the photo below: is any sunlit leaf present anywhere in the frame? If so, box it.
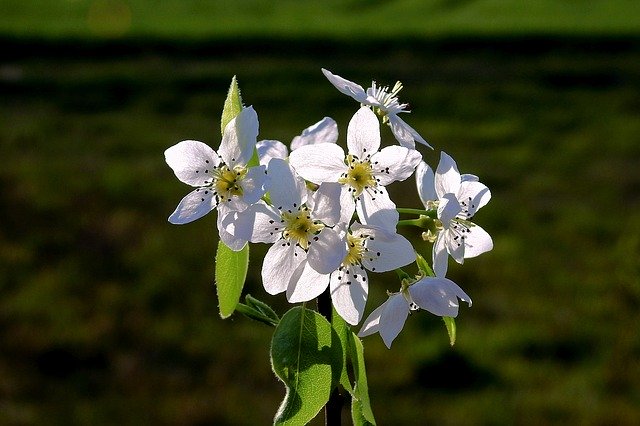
[221,75,243,135]
[349,332,376,425]
[271,307,343,425]
[443,316,457,346]
[215,241,249,318]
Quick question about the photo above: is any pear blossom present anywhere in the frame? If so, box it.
[164,106,267,249]
[358,276,471,348]
[226,158,347,297]
[256,117,338,166]
[289,106,422,230]
[288,222,416,325]
[416,152,493,277]
[322,68,431,149]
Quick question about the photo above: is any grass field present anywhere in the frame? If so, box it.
[2,0,640,39]
[2,2,640,424]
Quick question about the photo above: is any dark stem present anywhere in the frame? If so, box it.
[317,289,343,426]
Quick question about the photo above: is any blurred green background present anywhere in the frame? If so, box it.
[2,1,640,424]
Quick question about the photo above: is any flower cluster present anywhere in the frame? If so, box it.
[165,70,493,348]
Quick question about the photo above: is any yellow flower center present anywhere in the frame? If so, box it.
[213,165,247,202]
[281,207,324,250]
[339,155,377,196]
[343,232,367,266]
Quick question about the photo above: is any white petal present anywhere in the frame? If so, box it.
[224,201,281,244]
[168,187,217,224]
[261,240,305,295]
[307,227,347,274]
[409,277,472,317]
[216,207,248,251]
[256,139,288,166]
[461,173,479,182]
[416,160,437,206]
[359,227,416,272]
[356,187,398,231]
[219,106,259,168]
[435,151,461,199]
[358,300,386,337]
[217,226,247,251]
[462,224,493,258]
[379,294,410,348]
[347,106,380,158]
[339,185,357,225]
[288,143,347,184]
[291,117,338,150]
[266,158,305,210]
[321,68,368,103]
[331,265,368,325]
[445,227,465,265]
[165,140,221,187]
[371,146,422,186]
[457,181,491,218]
[287,261,330,303]
[239,165,268,206]
[221,197,247,215]
[388,114,432,149]
[309,182,342,226]
[438,193,461,225]
[432,232,449,278]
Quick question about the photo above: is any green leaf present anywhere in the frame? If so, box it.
[221,75,243,135]
[331,308,354,395]
[349,332,376,425]
[246,294,280,324]
[214,241,249,319]
[443,316,457,346]
[235,303,278,327]
[415,252,435,277]
[271,306,343,426]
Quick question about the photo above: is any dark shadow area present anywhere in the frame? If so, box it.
[413,350,499,393]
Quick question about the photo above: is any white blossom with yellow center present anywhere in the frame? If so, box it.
[321,68,432,149]
[281,222,416,325]
[165,106,267,250]
[415,152,493,277]
[228,158,346,298]
[289,106,423,231]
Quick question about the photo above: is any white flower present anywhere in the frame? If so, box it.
[289,106,422,230]
[288,222,416,325]
[164,106,267,249]
[322,68,431,149]
[416,152,493,277]
[358,276,471,348]
[226,158,347,297]
[256,117,338,166]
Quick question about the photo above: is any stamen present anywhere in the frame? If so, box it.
[338,154,376,196]
[280,206,324,250]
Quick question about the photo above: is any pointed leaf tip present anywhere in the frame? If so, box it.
[443,316,457,346]
[221,75,244,135]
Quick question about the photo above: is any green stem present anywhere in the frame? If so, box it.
[397,207,437,218]
[397,219,424,227]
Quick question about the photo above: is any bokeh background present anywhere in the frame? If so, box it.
[2,1,640,424]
